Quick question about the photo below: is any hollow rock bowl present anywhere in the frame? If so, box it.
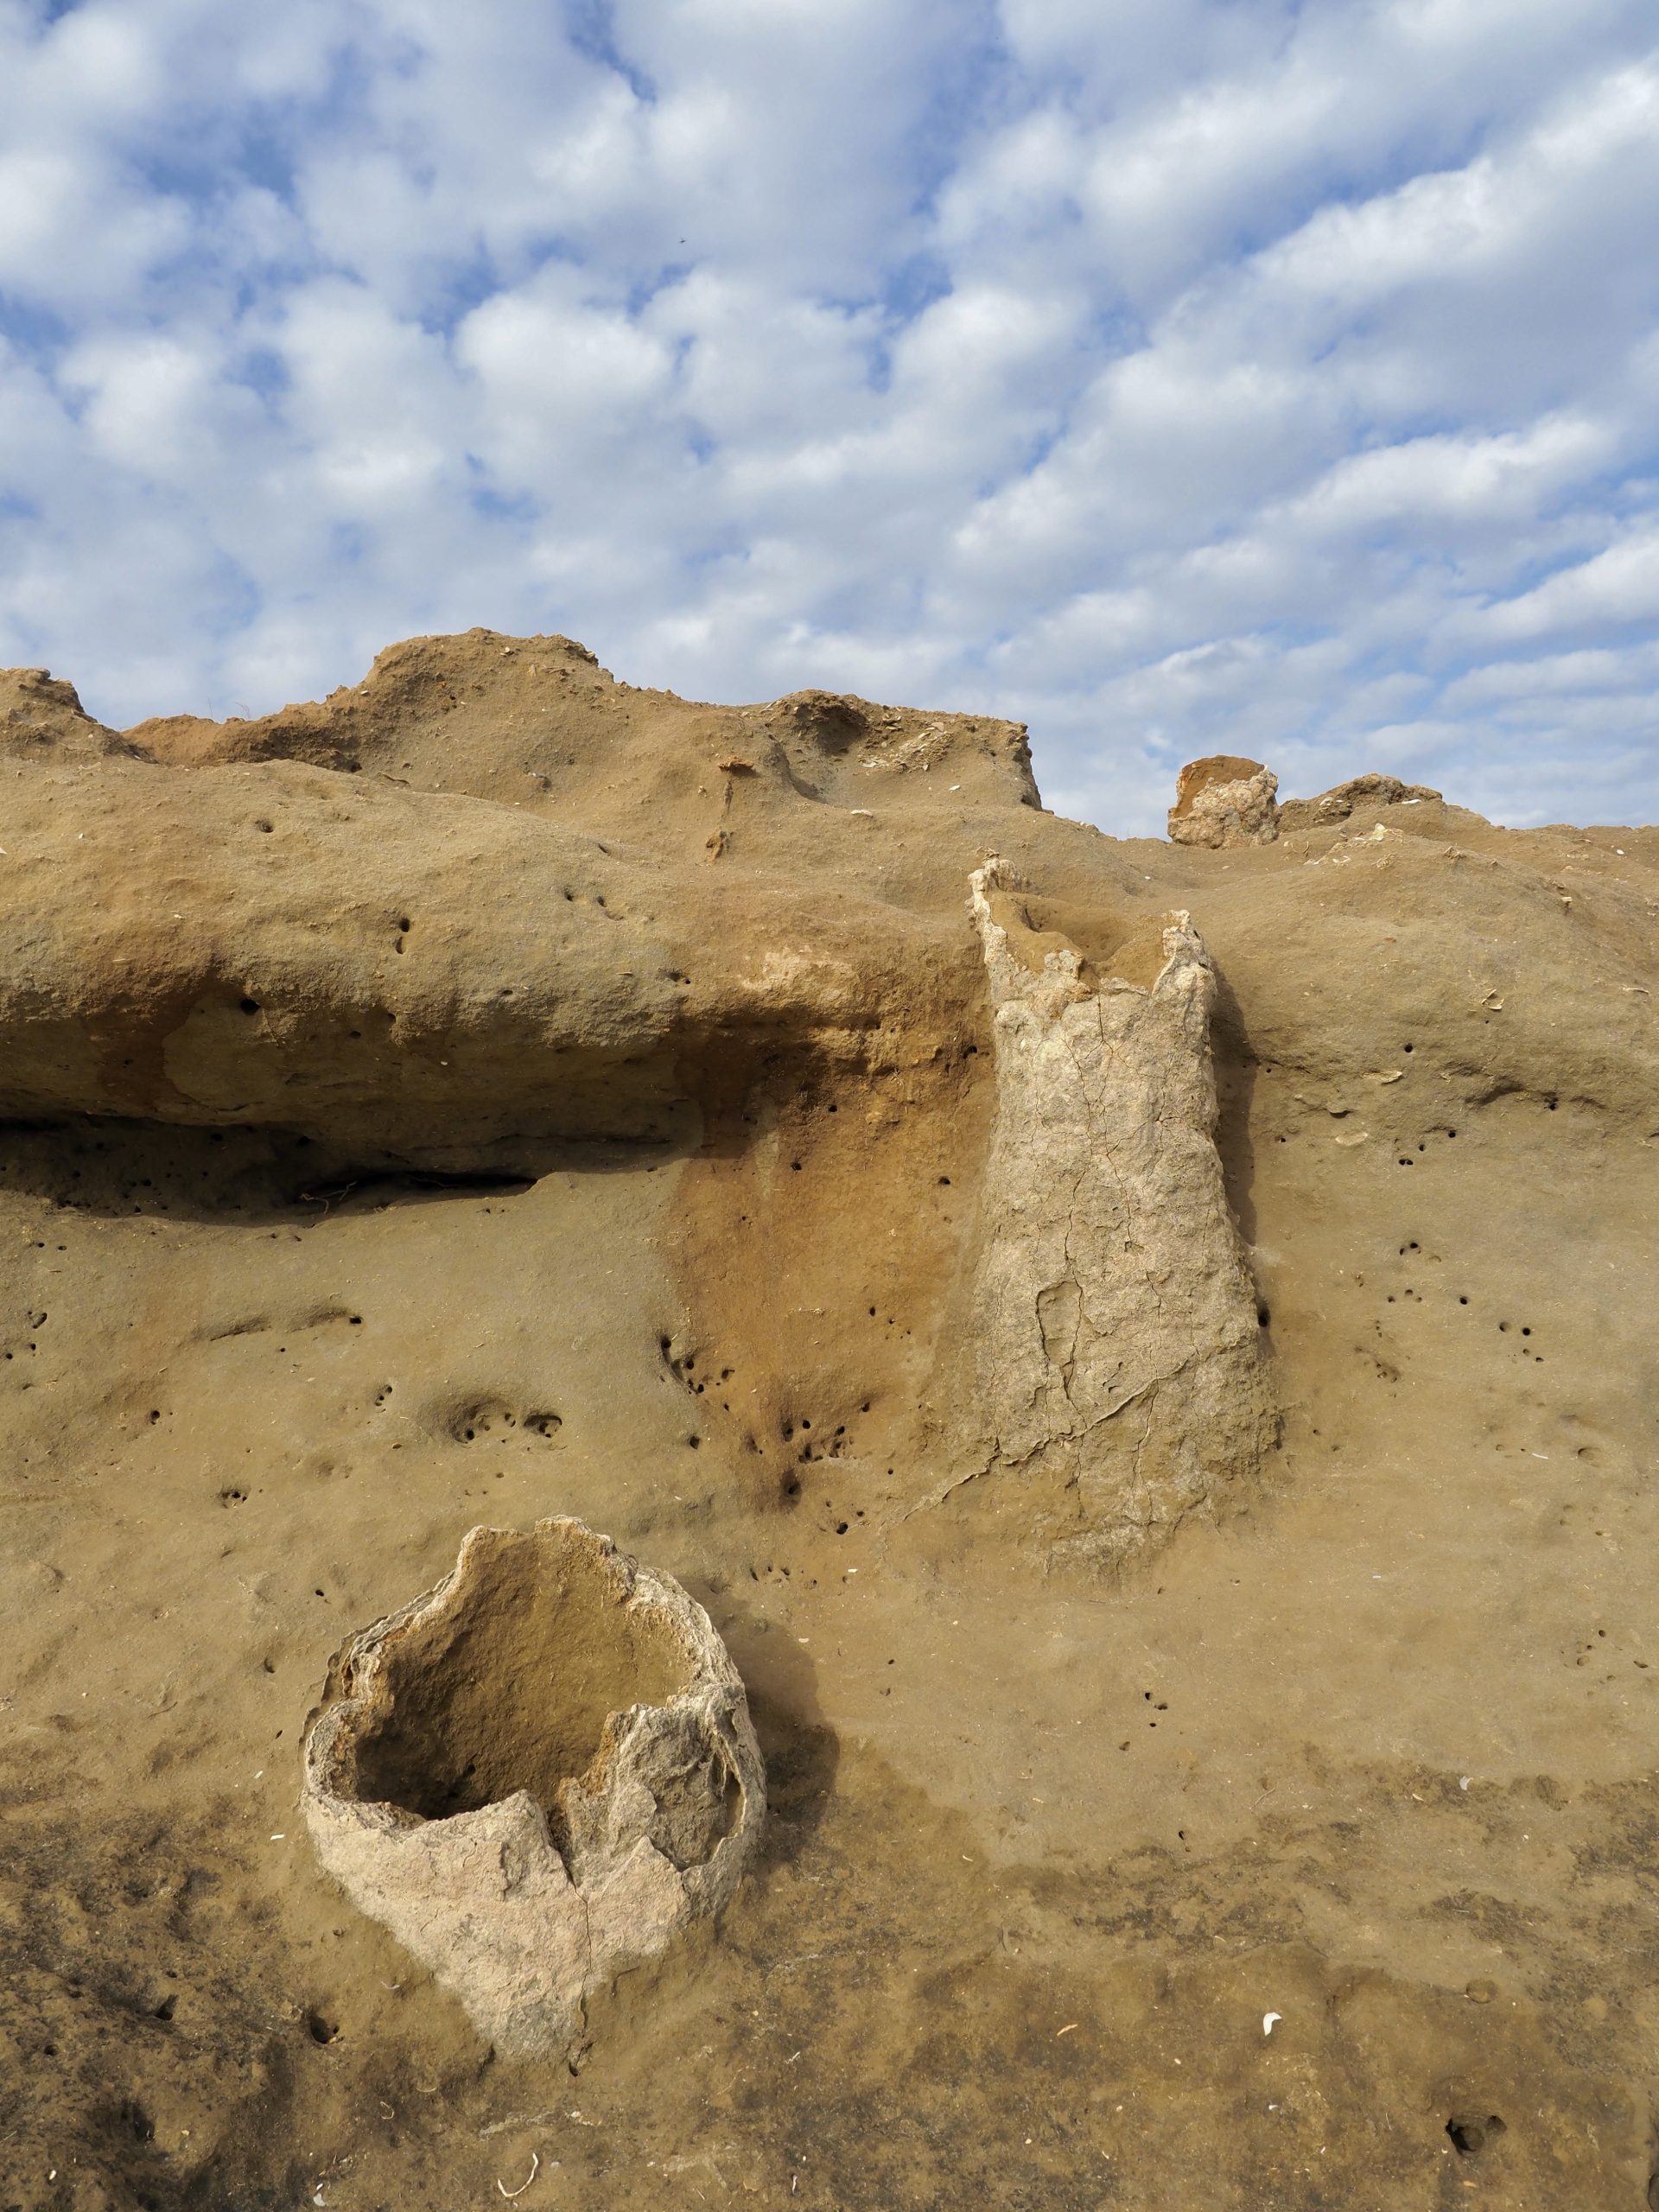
[302,1516,765,2059]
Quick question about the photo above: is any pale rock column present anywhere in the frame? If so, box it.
[1167,754,1280,847]
[941,860,1276,1567]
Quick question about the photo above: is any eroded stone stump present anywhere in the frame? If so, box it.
[942,859,1276,1566]
[302,1517,765,2059]
[1167,754,1280,848]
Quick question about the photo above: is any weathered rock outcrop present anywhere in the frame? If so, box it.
[0,667,143,765]
[1277,772,1442,831]
[8,628,1659,2209]
[1167,755,1280,849]
[937,860,1276,1565]
[0,626,1649,1573]
[303,1518,764,2061]
[0,754,963,1159]
[126,629,1041,822]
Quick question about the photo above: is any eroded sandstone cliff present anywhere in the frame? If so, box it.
[3,630,1657,2210]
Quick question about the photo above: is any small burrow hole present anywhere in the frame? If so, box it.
[1446,2113,1505,2157]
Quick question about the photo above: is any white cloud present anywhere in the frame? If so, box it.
[1283,417,1618,533]
[1477,529,1659,641]
[1443,641,1659,705]
[459,270,676,462]
[0,0,1656,829]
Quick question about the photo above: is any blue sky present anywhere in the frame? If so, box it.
[1,0,1656,831]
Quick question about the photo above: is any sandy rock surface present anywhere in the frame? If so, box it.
[3,626,1658,2209]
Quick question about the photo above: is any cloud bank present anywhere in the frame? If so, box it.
[1,0,1656,830]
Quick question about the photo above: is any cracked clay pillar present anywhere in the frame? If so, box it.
[939,858,1275,1567]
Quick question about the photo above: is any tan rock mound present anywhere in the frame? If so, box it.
[0,666,147,764]
[1278,771,1443,830]
[302,1517,765,2061]
[125,626,1041,820]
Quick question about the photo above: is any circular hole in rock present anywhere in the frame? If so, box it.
[1446,2113,1505,2157]
[347,1530,701,1835]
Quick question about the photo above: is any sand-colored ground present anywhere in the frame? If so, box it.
[2,637,1656,2209]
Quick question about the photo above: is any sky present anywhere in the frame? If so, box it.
[1,0,1656,833]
